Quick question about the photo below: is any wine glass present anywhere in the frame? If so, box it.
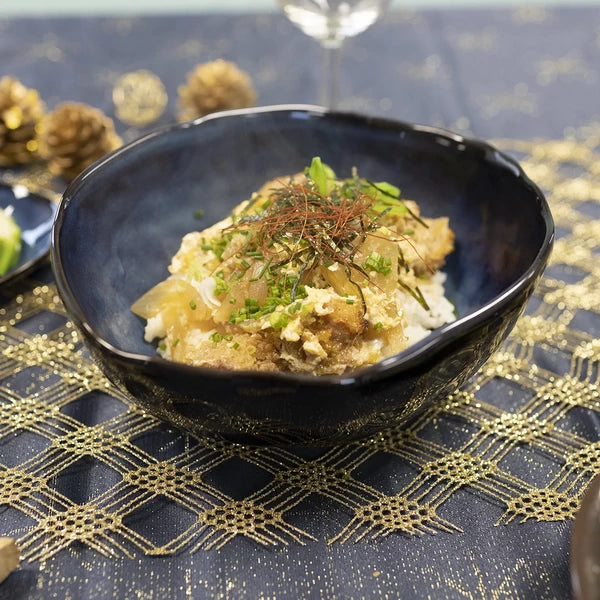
[279,0,390,109]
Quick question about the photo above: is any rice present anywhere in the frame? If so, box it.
[400,271,456,347]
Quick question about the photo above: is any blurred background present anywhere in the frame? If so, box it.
[5,0,600,14]
[2,0,600,146]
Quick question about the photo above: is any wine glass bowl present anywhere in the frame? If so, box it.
[279,0,390,48]
[279,0,391,107]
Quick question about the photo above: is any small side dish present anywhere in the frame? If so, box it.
[0,206,21,276]
[132,158,455,375]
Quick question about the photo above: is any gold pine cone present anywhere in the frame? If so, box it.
[0,76,45,167]
[178,59,257,121]
[38,102,122,181]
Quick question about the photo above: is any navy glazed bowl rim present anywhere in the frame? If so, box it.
[51,104,554,388]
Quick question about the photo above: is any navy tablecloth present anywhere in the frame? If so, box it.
[1,6,600,599]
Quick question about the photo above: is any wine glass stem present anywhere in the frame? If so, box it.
[321,43,342,110]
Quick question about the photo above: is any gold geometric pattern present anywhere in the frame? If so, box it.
[195,500,312,550]
[1,129,600,565]
[503,490,580,523]
[421,453,497,484]
[331,495,456,543]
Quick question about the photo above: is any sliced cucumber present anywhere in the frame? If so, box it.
[0,207,22,276]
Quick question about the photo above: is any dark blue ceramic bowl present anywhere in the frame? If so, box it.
[52,106,553,443]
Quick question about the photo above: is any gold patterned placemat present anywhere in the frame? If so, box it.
[0,130,599,562]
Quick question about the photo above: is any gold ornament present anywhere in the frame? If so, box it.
[37,102,122,181]
[0,76,45,167]
[112,69,168,127]
[178,59,256,121]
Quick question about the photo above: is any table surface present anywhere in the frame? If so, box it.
[1,6,600,600]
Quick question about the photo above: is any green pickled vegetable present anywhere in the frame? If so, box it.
[0,207,21,276]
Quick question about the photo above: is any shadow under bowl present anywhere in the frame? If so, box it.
[52,105,553,444]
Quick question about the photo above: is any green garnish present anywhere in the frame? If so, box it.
[366,180,428,228]
[363,251,392,276]
[214,272,230,296]
[216,157,431,320]
[449,298,458,318]
[308,156,333,196]
[371,181,400,198]
[374,322,384,332]
[227,160,385,311]
[270,312,290,330]
[209,332,223,343]
[228,278,307,324]
[233,342,240,350]
[287,301,302,314]
[172,338,180,347]
[346,298,355,305]
[189,300,197,310]
[256,256,273,280]
[201,234,232,260]
[158,342,167,351]
[398,280,431,311]
[0,207,21,276]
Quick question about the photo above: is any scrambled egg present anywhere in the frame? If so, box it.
[132,161,455,375]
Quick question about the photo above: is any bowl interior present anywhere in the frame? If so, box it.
[56,109,548,358]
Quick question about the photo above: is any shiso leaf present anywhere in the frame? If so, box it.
[308,156,334,196]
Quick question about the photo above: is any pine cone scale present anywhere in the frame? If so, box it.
[0,76,45,166]
[178,59,256,121]
[38,102,122,181]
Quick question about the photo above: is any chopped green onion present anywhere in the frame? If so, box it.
[398,280,431,311]
[288,301,302,314]
[256,256,273,280]
[367,179,428,227]
[214,273,230,296]
[270,312,290,330]
[363,251,392,276]
[371,181,400,198]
